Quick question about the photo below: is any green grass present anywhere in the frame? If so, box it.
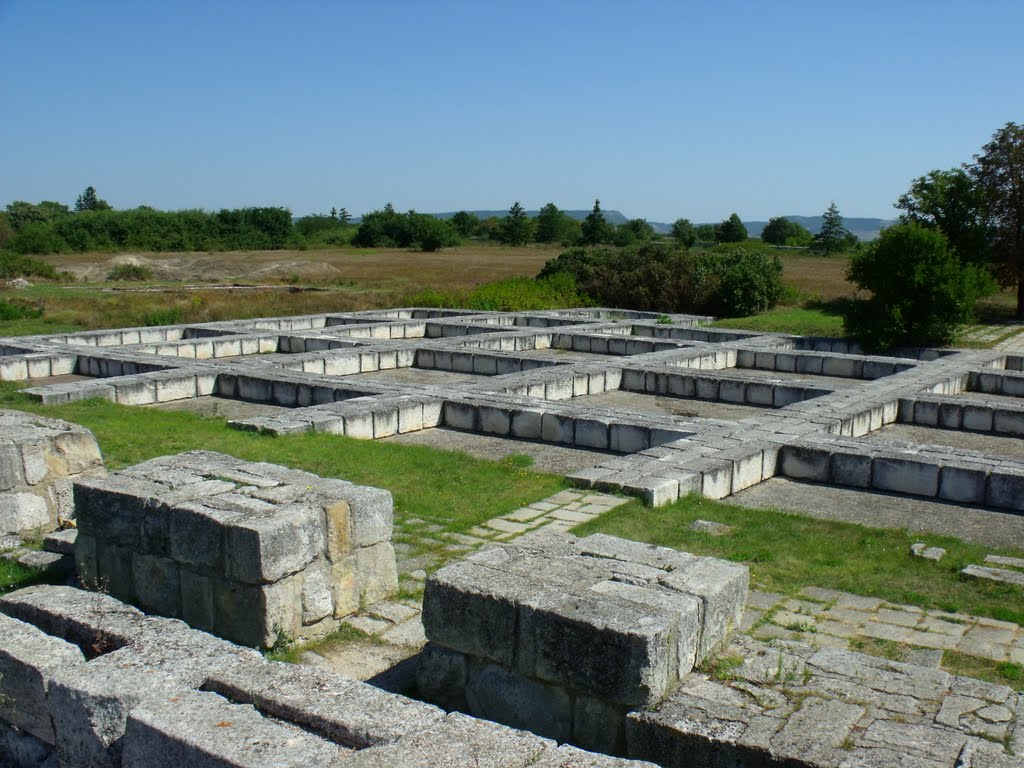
[714,306,845,337]
[576,494,1024,625]
[0,558,53,594]
[0,384,564,537]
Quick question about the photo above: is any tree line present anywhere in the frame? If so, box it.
[0,187,861,256]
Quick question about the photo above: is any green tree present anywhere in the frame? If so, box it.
[761,216,812,247]
[409,214,458,251]
[74,186,111,212]
[5,200,70,231]
[969,122,1024,317]
[581,199,613,245]
[844,223,994,351]
[337,207,352,226]
[813,203,856,254]
[534,203,574,244]
[450,210,480,239]
[694,223,716,243]
[714,213,747,243]
[497,201,534,246]
[895,169,989,266]
[670,218,697,249]
[614,218,655,246]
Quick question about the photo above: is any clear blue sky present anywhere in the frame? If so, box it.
[1,1,1020,222]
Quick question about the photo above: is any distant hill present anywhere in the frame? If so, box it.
[354,210,892,242]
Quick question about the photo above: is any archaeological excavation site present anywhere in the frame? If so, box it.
[3,306,1024,767]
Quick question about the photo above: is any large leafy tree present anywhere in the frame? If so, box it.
[581,199,613,245]
[969,122,1024,317]
[534,203,575,244]
[497,201,534,246]
[714,213,747,243]
[614,218,655,246]
[844,223,994,351]
[450,210,480,239]
[895,168,989,266]
[813,202,857,254]
[670,218,697,249]
[761,216,812,247]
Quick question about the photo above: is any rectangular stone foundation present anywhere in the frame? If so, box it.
[417,530,749,754]
[73,450,398,648]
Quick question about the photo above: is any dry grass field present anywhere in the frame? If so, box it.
[2,244,1018,336]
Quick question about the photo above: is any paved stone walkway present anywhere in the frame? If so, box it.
[961,322,1024,352]
[392,490,631,585]
[747,586,1024,664]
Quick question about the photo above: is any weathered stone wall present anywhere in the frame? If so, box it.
[416,530,749,754]
[73,450,398,648]
[0,585,655,768]
[0,409,104,537]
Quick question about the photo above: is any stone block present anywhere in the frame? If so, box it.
[779,444,831,483]
[0,612,86,743]
[541,412,575,444]
[871,457,939,498]
[574,416,611,450]
[831,451,872,488]
[938,465,988,504]
[994,408,1024,435]
[659,557,749,661]
[355,541,398,606]
[511,408,544,439]
[225,505,324,584]
[0,491,49,535]
[963,404,994,432]
[121,688,343,768]
[610,423,650,454]
[416,643,470,712]
[985,471,1024,512]
[465,662,573,743]
[179,570,215,632]
[132,553,181,617]
[444,401,478,431]
[479,404,512,436]
[572,694,629,757]
[208,660,444,748]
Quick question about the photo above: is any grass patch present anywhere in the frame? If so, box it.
[576,493,1024,625]
[942,651,1024,690]
[714,306,844,336]
[0,384,564,537]
[0,558,53,594]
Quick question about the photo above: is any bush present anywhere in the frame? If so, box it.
[0,299,43,321]
[844,223,995,351]
[537,242,784,317]
[0,252,59,279]
[107,264,153,281]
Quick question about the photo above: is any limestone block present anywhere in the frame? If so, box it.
[994,408,1024,435]
[416,643,470,712]
[831,451,872,488]
[659,557,749,662]
[572,694,629,757]
[479,404,512,436]
[121,688,344,768]
[0,491,49,535]
[872,457,939,498]
[985,471,1024,512]
[444,401,478,431]
[341,712,556,768]
[0,613,86,744]
[179,570,215,632]
[372,408,399,438]
[938,465,988,504]
[207,660,444,748]
[225,504,323,584]
[511,408,544,439]
[355,541,399,606]
[517,589,677,707]
[0,442,23,490]
[422,561,529,665]
[343,411,374,439]
[575,417,612,450]
[541,413,575,444]
[132,553,181,617]
[779,445,831,482]
[963,405,994,432]
[466,662,572,743]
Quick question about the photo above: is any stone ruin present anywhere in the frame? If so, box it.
[416,529,748,754]
[417,531,1024,766]
[0,410,104,540]
[4,306,1024,766]
[0,585,653,767]
[73,450,398,648]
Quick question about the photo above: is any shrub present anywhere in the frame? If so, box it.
[0,299,43,321]
[107,264,153,281]
[0,252,59,279]
[537,243,784,317]
[141,308,184,326]
[844,223,995,351]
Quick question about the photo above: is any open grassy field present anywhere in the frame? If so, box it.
[4,243,1021,338]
